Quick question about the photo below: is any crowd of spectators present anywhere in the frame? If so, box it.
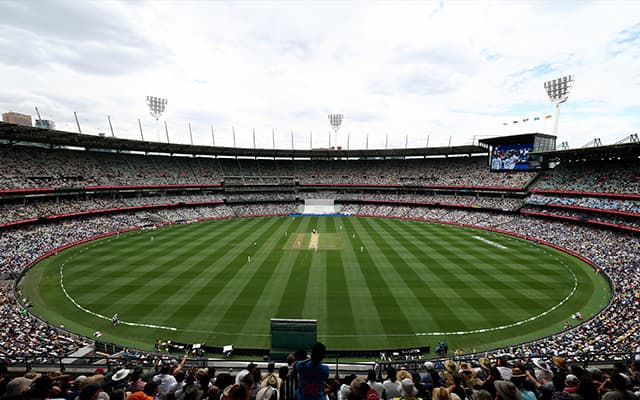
[534,161,640,195]
[0,192,526,227]
[527,195,640,215]
[0,145,537,189]
[0,284,91,363]
[1,348,638,400]
[522,207,640,231]
[0,195,224,225]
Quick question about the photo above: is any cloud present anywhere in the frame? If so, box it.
[0,0,166,76]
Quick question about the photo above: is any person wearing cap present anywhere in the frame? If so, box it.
[294,342,329,400]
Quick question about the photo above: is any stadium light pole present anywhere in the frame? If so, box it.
[544,75,574,135]
[146,96,168,142]
[107,115,115,137]
[328,114,343,149]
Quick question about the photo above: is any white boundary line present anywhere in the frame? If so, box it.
[59,234,177,332]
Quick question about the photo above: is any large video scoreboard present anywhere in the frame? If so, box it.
[480,133,556,171]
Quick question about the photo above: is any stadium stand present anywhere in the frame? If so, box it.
[0,128,639,400]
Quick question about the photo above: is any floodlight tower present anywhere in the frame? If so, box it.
[328,113,343,149]
[146,96,168,142]
[544,75,574,135]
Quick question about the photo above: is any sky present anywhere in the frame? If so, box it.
[0,0,639,150]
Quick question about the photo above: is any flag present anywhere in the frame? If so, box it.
[545,115,552,119]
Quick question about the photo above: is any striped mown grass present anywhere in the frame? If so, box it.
[21,216,610,352]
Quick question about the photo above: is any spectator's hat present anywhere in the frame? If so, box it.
[50,371,71,381]
[264,375,279,388]
[510,368,526,379]
[565,375,579,386]
[424,361,435,370]
[459,362,473,373]
[497,367,512,381]
[444,360,458,373]
[479,358,491,370]
[396,370,412,382]
[552,356,567,370]
[399,378,418,398]
[494,380,521,400]
[5,377,32,398]
[24,372,41,380]
[111,369,131,382]
[94,368,105,375]
[367,390,380,400]
[74,375,88,384]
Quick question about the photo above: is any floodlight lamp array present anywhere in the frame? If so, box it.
[328,114,343,131]
[146,96,168,119]
[544,75,574,104]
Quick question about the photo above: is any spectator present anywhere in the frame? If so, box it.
[294,342,329,400]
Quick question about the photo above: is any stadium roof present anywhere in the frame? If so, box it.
[478,133,556,146]
[0,122,487,158]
